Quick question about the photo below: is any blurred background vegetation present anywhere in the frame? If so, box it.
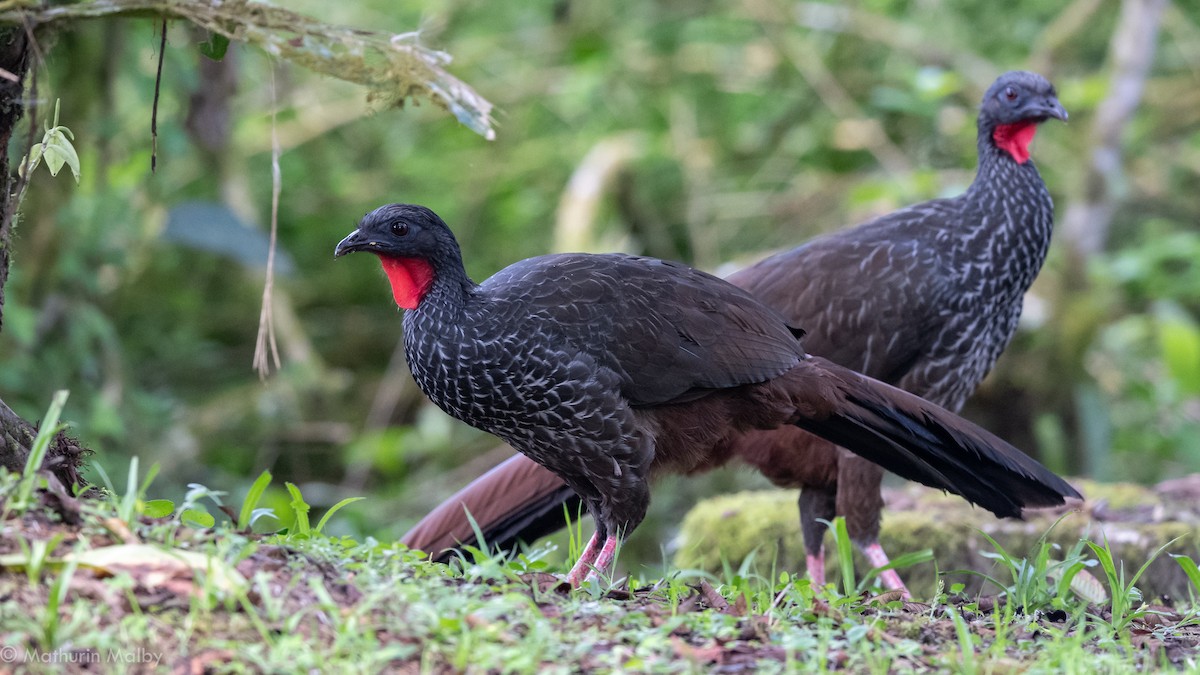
[1,0,1198,568]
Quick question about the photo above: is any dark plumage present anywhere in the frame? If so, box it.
[338,198,1079,585]
[397,71,1068,592]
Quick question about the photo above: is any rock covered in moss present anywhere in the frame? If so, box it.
[672,476,1200,600]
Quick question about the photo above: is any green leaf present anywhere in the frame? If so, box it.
[41,129,81,183]
[199,32,230,61]
[181,508,216,528]
[1156,303,1200,394]
[246,508,277,527]
[19,144,43,178]
[142,499,175,519]
[1172,554,1200,600]
[238,469,273,531]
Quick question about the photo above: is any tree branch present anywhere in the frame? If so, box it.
[0,0,496,139]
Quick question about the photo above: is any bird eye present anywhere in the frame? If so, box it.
[391,222,409,236]
[1004,86,1018,101]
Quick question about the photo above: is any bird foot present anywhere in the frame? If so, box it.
[805,551,826,588]
[565,531,604,587]
[862,542,911,598]
[565,532,620,587]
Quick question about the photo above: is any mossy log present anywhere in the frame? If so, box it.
[673,476,1200,601]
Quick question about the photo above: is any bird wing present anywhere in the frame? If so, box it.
[482,253,806,407]
[727,201,959,385]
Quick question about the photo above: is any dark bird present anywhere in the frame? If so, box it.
[397,71,1069,592]
[336,209,1079,584]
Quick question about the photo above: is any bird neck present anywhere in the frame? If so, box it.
[970,122,1050,202]
[380,257,436,310]
[378,248,476,314]
[990,121,1039,165]
[959,124,1055,294]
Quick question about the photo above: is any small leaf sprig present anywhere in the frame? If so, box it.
[20,98,81,184]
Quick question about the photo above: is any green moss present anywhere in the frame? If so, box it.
[673,481,1200,600]
[1068,479,1162,511]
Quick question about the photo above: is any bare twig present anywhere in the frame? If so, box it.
[1060,0,1167,262]
[150,18,165,172]
[252,67,282,380]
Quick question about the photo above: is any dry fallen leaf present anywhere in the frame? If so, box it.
[670,637,725,663]
[65,544,246,598]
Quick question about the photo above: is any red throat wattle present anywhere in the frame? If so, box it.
[992,121,1038,164]
[378,256,435,310]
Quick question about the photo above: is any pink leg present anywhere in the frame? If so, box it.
[583,535,620,584]
[806,545,826,588]
[565,532,604,587]
[862,542,910,598]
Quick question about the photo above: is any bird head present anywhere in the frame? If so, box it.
[977,71,1067,165]
[335,203,460,310]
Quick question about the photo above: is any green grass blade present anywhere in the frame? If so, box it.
[859,548,933,592]
[138,461,161,500]
[461,507,491,563]
[14,390,70,512]
[830,517,856,597]
[946,606,977,675]
[314,497,365,534]
[120,456,140,522]
[238,470,273,531]
[1127,537,1182,591]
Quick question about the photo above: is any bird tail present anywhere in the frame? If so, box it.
[788,357,1081,518]
[402,358,1082,560]
[401,453,578,562]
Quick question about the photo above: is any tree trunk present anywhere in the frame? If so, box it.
[0,27,28,324]
[0,27,88,490]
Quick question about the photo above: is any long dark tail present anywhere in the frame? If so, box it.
[401,454,579,562]
[404,360,1082,560]
[791,357,1080,518]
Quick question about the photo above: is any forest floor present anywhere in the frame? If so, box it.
[0,467,1198,673]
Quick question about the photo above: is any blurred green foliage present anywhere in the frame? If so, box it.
[0,0,1197,566]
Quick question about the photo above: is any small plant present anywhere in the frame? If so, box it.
[945,606,978,675]
[450,507,536,581]
[825,516,933,598]
[39,557,80,649]
[953,516,1100,613]
[3,390,70,520]
[281,481,363,539]
[174,483,228,529]
[13,533,66,584]
[1086,535,1179,633]
[20,99,81,184]
[91,456,174,525]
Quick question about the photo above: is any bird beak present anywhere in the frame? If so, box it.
[1039,98,1068,122]
[334,229,374,258]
